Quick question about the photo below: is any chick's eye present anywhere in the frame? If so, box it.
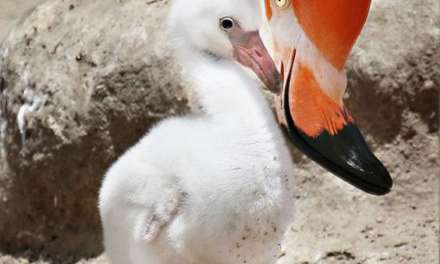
[275,0,290,9]
[220,17,235,31]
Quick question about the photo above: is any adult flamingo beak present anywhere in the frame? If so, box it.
[265,0,393,195]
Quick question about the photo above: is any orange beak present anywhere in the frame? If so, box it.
[265,0,393,195]
[291,0,371,70]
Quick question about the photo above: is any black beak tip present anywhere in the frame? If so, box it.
[326,124,394,196]
[285,120,394,196]
[364,159,393,195]
[303,123,394,196]
[353,158,393,196]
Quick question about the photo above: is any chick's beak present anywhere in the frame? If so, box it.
[267,0,393,195]
[231,31,281,93]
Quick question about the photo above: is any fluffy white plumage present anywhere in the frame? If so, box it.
[99,0,295,263]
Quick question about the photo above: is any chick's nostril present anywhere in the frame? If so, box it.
[255,50,263,58]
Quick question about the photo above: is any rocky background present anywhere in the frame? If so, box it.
[0,0,438,264]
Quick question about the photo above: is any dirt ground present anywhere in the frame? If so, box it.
[0,1,438,264]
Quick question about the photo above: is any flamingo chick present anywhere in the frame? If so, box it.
[99,0,294,263]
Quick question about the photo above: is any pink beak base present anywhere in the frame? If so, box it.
[231,31,281,93]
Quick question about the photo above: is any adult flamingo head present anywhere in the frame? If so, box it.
[264,0,393,195]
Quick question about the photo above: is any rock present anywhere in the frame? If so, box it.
[0,0,189,258]
[347,0,440,143]
[0,0,46,42]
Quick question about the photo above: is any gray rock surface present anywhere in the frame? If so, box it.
[0,0,438,263]
[0,0,46,43]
